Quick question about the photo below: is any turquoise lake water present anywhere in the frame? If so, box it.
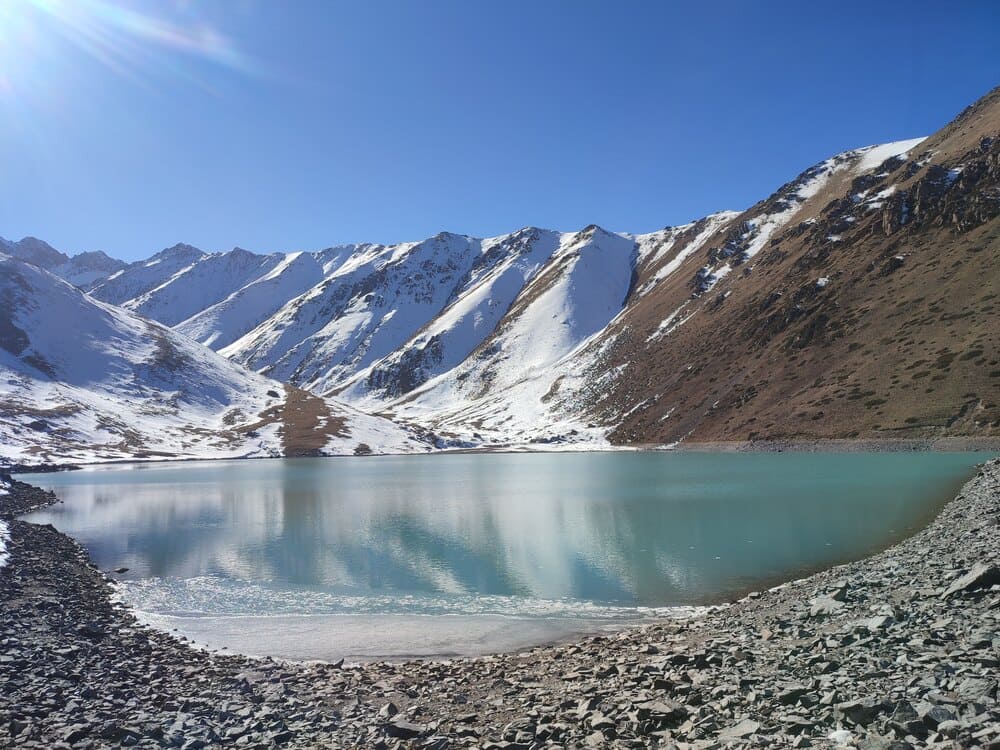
[22,451,992,659]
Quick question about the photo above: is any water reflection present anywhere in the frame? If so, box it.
[23,452,988,614]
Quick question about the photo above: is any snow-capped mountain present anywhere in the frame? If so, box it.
[87,243,207,304]
[0,255,430,464]
[8,86,999,454]
[0,236,128,289]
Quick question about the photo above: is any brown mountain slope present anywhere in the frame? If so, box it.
[586,86,1000,444]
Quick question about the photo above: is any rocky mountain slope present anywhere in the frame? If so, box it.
[589,89,1000,445]
[0,255,428,463]
[10,86,999,450]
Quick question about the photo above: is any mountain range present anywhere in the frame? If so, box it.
[2,86,998,462]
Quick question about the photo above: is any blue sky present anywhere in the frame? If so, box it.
[1,0,998,261]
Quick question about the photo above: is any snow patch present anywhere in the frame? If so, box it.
[636,212,737,296]
[853,137,926,172]
[646,303,694,343]
[0,520,9,568]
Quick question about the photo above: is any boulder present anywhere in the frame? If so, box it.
[941,563,1000,598]
[810,596,846,617]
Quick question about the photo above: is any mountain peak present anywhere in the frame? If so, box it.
[6,236,70,269]
[154,242,204,259]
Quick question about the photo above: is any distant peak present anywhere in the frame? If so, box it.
[580,223,613,238]
[434,231,466,241]
[73,250,114,261]
[515,225,556,237]
[6,236,69,268]
[17,236,61,252]
[153,242,204,259]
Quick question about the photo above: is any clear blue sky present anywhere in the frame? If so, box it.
[1,0,998,261]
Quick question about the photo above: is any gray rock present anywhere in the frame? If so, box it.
[778,685,810,705]
[383,719,425,739]
[835,697,886,726]
[942,563,1000,598]
[810,596,846,617]
[719,719,759,739]
[917,702,956,728]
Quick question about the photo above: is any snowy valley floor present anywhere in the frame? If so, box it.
[0,459,998,749]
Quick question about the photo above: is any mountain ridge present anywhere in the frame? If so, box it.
[0,254,431,463]
[4,85,998,456]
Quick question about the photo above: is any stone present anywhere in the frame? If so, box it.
[835,697,885,727]
[587,713,615,731]
[917,703,956,728]
[828,582,850,602]
[809,596,846,617]
[828,729,854,746]
[719,719,759,739]
[76,622,105,640]
[383,719,425,739]
[778,685,810,705]
[860,615,893,631]
[941,563,1000,598]
[635,699,687,723]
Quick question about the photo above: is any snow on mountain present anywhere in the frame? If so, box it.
[0,478,9,565]
[357,136,944,446]
[174,247,356,350]
[0,237,127,289]
[854,137,927,172]
[373,225,638,444]
[0,255,429,464]
[121,248,287,327]
[10,95,994,456]
[53,251,129,289]
[221,233,499,391]
[336,228,563,399]
[88,243,207,305]
[0,236,68,268]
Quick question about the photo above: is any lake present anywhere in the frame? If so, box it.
[21,451,991,660]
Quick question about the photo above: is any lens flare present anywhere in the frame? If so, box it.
[0,0,261,89]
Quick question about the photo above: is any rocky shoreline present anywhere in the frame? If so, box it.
[670,438,1000,454]
[1,460,998,749]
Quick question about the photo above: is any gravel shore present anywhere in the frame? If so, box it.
[1,460,998,749]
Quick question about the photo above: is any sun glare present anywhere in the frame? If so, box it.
[0,0,257,96]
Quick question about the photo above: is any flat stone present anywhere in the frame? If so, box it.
[383,719,425,739]
[942,563,1000,598]
[809,596,846,617]
[719,719,759,739]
